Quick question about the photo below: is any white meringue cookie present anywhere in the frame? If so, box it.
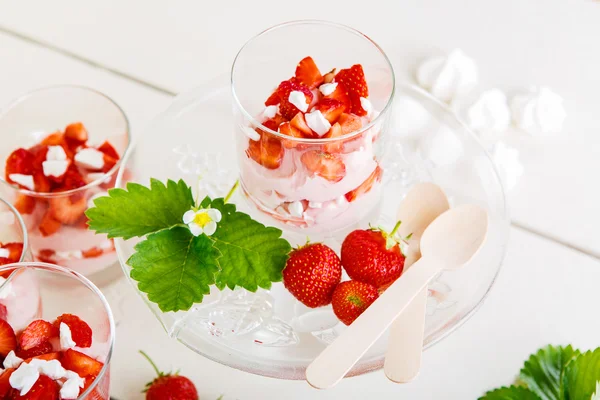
[510,86,566,136]
[417,49,478,104]
[467,89,511,138]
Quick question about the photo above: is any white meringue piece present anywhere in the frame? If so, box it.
[288,201,304,218]
[417,49,478,104]
[46,145,67,161]
[305,110,331,136]
[9,362,39,395]
[360,97,372,116]
[8,174,34,191]
[491,142,524,191]
[60,322,77,350]
[263,105,278,119]
[3,350,23,369]
[510,86,566,136]
[242,126,261,142]
[420,126,463,166]
[319,82,338,96]
[288,91,309,113]
[467,89,511,137]
[0,277,14,300]
[392,95,433,138]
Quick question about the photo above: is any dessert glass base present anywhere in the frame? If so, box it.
[114,76,509,379]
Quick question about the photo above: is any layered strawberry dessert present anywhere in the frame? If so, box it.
[0,314,108,399]
[240,57,383,232]
[3,123,120,276]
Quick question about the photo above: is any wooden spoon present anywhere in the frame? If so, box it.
[306,204,488,389]
[385,183,449,383]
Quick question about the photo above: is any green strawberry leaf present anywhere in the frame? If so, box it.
[127,226,221,312]
[209,198,291,292]
[479,386,542,400]
[519,345,580,400]
[86,179,194,240]
[562,349,600,400]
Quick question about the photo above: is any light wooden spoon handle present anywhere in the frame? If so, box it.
[306,256,443,389]
[384,287,428,382]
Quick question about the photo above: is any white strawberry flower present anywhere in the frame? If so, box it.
[182,208,222,237]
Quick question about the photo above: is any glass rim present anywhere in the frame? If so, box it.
[230,19,396,144]
[0,197,28,262]
[0,262,115,397]
[0,84,132,198]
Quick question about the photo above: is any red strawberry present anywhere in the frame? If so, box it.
[273,79,313,120]
[82,246,103,258]
[141,350,199,400]
[40,132,74,159]
[97,141,120,160]
[331,280,379,325]
[18,320,57,351]
[335,65,369,116]
[5,149,34,182]
[300,151,346,182]
[13,195,36,215]
[22,351,60,364]
[313,98,345,124]
[290,112,315,138]
[282,243,342,308]
[15,341,53,359]
[322,123,343,153]
[53,314,92,348]
[265,90,280,107]
[337,113,363,135]
[324,82,351,111]
[295,56,324,89]
[39,211,62,237]
[37,249,56,264]
[341,223,406,288]
[0,304,7,321]
[61,349,104,377]
[13,374,59,399]
[0,258,10,266]
[0,319,17,357]
[32,171,52,193]
[278,122,304,149]
[49,195,87,225]
[61,166,87,191]
[246,132,284,170]
[0,368,15,398]
[29,145,49,172]
[2,243,23,262]
[64,122,89,145]
[345,165,383,202]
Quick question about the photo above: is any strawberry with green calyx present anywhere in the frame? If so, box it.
[331,280,379,325]
[341,221,407,289]
[141,350,199,400]
[283,242,342,308]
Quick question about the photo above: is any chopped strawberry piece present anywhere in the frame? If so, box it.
[14,374,59,399]
[54,314,92,348]
[314,98,345,123]
[0,368,15,398]
[322,123,343,153]
[337,113,363,134]
[82,247,103,258]
[264,90,280,107]
[295,56,324,89]
[5,149,34,181]
[0,319,17,357]
[0,304,7,321]
[22,351,60,364]
[0,258,11,267]
[278,122,304,149]
[290,112,315,137]
[13,195,36,215]
[97,141,120,160]
[39,211,62,237]
[36,249,56,264]
[273,79,313,120]
[2,243,23,262]
[61,349,104,377]
[15,341,53,359]
[279,113,316,148]
[246,132,284,170]
[64,122,89,144]
[262,114,287,131]
[18,320,57,351]
[29,145,49,172]
[61,166,87,191]
[40,132,73,159]
[324,82,351,111]
[49,194,87,225]
[33,171,52,193]
[345,165,383,202]
[301,151,346,182]
[334,65,369,116]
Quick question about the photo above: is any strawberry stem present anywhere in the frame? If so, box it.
[139,350,162,378]
[224,180,240,203]
[390,220,402,237]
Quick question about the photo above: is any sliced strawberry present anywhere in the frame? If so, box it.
[322,123,343,153]
[274,79,313,120]
[2,243,23,262]
[246,132,284,170]
[334,65,369,116]
[295,56,323,89]
[48,194,87,225]
[97,141,120,161]
[36,249,56,264]
[300,151,346,182]
[279,113,316,148]
[5,149,34,181]
[60,166,87,191]
[53,314,92,348]
[64,122,89,144]
[33,171,52,193]
[0,304,7,321]
[15,341,53,359]
[13,195,36,215]
[345,165,383,202]
[14,374,59,400]
[82,247,103,258]
[39,211,62,237]
[0,368,15,398]
[314,98,345,124]
[324,82,351,111]
[278,122,304,149]
[22,351,60,364]
[262,114,287,131]
[18,320,57,351]
[40,132,73,159]
[29,145,49,172]
[0,319,16,357]
[290,112,315,137]
[0,258,11,266]
[61,349,104,377]
[337,113,363,134]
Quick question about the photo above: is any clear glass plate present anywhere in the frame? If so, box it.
[114,75,509,380]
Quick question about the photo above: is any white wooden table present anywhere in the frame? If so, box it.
[0,1,598,398]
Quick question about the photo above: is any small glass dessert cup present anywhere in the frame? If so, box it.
[232,21,395,234]
[0,197,32,264]
[0,86,131,281]
[0,262,114,399]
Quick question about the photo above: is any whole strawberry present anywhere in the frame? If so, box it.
[331,280,379,325]
[283,243,342,308]
[141,351,199,400]
[341,222,405,288]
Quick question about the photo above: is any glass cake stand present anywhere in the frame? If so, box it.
[114,75,508,380]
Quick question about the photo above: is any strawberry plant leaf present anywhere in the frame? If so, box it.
[479,386,542,400]
[519,345,580,400]
[562,349,600,400]
[209,198,291,291]
[87,179,194,240]
[127,226,221,312]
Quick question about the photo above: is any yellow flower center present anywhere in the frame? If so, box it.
[193,212,211,227]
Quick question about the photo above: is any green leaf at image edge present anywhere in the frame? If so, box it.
[86,179,194,240]
[479,386,542,400]
[127,226,221,312]
[563,348,600,400]
[519,345,580,400]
